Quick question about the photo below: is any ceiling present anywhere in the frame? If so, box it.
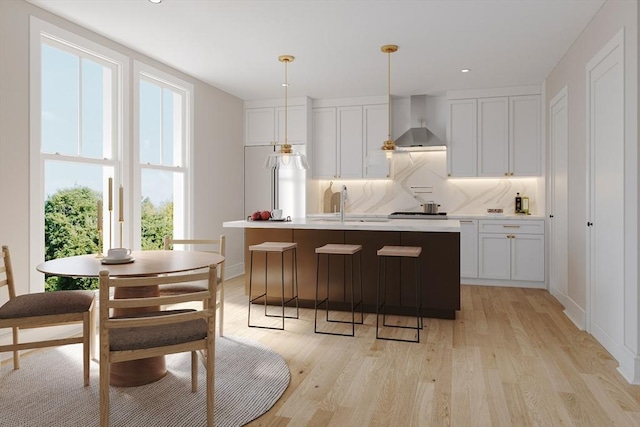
[27,0,605,101]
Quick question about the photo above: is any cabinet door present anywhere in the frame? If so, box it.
[245,107,275,146]
[511,234,544,281]
[459,220,478,278]
[337,106,363,178]
[447,99,477,177]
[312,107,337,179]
[510,95,541,176]
[276,105,306,145]
[478,97,509,177]
[363,104,390,178]
[244,146,275,215]
[478,233,510,280]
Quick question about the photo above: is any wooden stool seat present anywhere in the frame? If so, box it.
[315,244,362,255]
[249,241,298,253]
[377,245,422,258]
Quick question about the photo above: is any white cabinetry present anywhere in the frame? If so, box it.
[478,97,509,176]
[509,95,541,176]
[245,104,306,146]
[447,99,477,177]
[363,104,390,178]
[447,91,541,177]
[459,219,478,278]
[478,219,545,283]
[311,100,389,179]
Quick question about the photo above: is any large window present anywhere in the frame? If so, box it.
[30,18,193,290]
[134,62,192,249]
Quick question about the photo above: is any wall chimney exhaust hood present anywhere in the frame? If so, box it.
[396,95,446,151]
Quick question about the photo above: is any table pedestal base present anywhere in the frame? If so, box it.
[109,357,167,387]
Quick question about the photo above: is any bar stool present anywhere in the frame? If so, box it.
[248,241,299,330]
[376,245,423,343]
[314,244,364,337]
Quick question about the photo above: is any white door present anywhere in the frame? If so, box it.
[447,99,477,177]
[586,30,624,353]
[459,220,478,279]
[510,95,541,176]
[244,145,275,215]
[276,105,306,145]
[311,107,337,179]
[511,234,545,282]
[337,106,363,178]
[478,234,510,280]
[245,107,275,146]
[549,88,569,300]
[363,104,390,179]
[477,97,509,177]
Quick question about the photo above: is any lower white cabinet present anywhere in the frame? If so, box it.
[478,219,545,282]
[459,219,478,278]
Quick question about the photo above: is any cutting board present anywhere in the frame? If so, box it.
[323,181,335,213]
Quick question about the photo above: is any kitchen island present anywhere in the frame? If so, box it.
[223,218,460,319]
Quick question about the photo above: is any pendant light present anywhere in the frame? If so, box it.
[381,44,398,158]
[263,55,309,170]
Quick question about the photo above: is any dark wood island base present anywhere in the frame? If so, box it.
[244,228,460,319]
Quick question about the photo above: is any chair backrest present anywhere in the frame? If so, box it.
[1,245,17,301]
[164,236,225,282]
[98,263,218,339]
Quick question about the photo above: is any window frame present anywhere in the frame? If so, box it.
[29,17,129,291]
[132,60,194,248]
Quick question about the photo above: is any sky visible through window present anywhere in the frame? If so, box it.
[42,43,171,206]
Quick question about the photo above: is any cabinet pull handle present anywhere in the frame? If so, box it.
[502,225,520,228]
[504,172,508,176]
[460,220,473,223]
[510,172,514,176]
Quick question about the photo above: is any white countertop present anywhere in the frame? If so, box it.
[448,213,545,220]
[223,217,461,232]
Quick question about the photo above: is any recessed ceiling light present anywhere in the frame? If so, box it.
[148,0,162,4]
[461,68,471,73]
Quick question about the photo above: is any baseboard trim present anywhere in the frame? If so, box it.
[225,262,244,280]
[562,295,586,330]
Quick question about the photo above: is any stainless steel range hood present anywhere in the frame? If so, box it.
[396,95,446,151]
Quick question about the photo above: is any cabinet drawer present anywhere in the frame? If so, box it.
[478,220,544,235]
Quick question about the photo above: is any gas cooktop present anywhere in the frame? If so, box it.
[388,212,448,219]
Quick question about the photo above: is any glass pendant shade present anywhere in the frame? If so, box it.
[264,55,309,170]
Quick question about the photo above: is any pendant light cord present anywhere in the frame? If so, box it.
[387,48,391,141]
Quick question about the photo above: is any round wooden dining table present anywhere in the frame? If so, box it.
[36,250,225,387]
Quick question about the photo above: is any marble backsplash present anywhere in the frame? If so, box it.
[313,151,544,216]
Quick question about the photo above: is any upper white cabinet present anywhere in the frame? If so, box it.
[447,89,541,177]
[447,99,477,177]
[510,95,541,176]
[363,104,390,179]
[245,101,307,146]
[478,97,509,176]
[311,98,389,179]
[312,107,337,178]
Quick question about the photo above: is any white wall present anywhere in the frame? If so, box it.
[544,0,638,383]
[0,0,245,299]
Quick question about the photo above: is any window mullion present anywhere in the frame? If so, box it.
[78,57,83,156]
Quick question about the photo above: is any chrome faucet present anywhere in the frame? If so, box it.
[340,185,347,223]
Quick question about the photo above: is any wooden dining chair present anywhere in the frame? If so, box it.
[0,245,96,386]
[161,235,225,336]
[98,264,217,427]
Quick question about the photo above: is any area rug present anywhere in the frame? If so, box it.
[0,336,290,427]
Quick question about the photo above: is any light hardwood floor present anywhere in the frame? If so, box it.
[220,275,640,427]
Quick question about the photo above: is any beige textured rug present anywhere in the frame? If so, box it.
[0,336,290,427]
